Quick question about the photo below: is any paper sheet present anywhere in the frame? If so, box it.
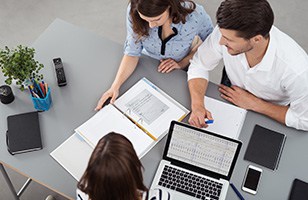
[115,78,188,139]
[50,133,92,181]
[203,96,247,139]
[75,104,153,157]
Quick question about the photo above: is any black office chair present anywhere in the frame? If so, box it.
[220,67,231,87]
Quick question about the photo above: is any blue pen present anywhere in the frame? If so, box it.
[32,78,44,98]
[205,119,214,124]
[230,183,245,200]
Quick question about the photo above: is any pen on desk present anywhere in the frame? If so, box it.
[205,119,214,124]
[230,182,245,200]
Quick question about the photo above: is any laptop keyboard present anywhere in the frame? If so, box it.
[158,165,223,200]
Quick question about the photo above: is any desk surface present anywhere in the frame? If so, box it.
[1,19,308,199]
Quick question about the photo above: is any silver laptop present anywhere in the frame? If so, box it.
[150,121,242,200]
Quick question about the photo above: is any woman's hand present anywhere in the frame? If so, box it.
[158,58,181,73]
[95,87,119,111]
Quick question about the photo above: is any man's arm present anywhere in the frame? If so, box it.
[188,78,213,128]
[219,85,288,125]
[253,99,288,124]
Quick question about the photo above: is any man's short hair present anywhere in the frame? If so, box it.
[216,0,274,39]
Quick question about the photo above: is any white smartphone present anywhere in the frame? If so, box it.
[242,165,262,195]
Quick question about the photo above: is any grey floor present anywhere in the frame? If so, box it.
[0,0,307,199]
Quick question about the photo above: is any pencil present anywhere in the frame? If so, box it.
[45,83,48,94]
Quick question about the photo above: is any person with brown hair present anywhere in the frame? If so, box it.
[77,132,170,200]
[187,0,308,130]
[95,0,213,111]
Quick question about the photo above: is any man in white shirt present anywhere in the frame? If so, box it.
[187,0,308,131]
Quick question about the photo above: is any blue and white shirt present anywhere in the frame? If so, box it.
[124,3,213,62]
[77,188,171,200]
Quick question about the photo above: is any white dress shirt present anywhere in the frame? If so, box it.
[188,25,308,131]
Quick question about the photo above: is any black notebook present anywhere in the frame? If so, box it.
[244,124,286,170]
[6,111,42,155]
[289,179,308,200]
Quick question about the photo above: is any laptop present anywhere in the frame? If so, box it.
[150,121,242,200]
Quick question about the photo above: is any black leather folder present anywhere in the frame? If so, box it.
[6,111,42,155]
[244,124,286,170]
[289,179,308,200]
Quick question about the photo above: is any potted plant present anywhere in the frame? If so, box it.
[0,45,44,90]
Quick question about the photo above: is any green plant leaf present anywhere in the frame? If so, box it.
[0,45,44,90]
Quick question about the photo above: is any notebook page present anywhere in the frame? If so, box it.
[75,104,153,157]
[115,78,188,140]
[203,96,247,139]
[50,133,92,181]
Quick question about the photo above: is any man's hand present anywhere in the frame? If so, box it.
[188,105,213,128]
[158,58,181,73]
[219,84,259,110]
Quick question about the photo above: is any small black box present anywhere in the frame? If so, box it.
[6,111,42,155]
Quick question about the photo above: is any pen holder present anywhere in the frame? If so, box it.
[31,88,52,111]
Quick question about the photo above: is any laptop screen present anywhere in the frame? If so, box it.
[165,121,241,179]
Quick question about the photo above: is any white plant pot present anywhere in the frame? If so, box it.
[11,78,31,90]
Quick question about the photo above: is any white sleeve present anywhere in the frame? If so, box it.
[76,189,88,200]
[144,188,171,200]
[187,25,223,81]
[284,69,308,131]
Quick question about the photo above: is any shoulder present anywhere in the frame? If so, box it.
[272,26,308,74]
[145,188,171,200]
[126,3,131,17]
[184,3,211,25]
[191,3,209,19]
[194,3,206,15]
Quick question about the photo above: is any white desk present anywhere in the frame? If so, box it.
[1,19,308,199]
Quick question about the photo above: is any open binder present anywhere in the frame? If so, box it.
[51,77,189,180]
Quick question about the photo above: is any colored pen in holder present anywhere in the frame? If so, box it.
[30,87,52,111]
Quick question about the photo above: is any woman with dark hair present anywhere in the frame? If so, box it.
[95,0,213,111]
[77,132,170,200]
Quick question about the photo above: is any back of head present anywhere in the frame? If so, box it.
[77,132,147,200]
[216,0,274,39]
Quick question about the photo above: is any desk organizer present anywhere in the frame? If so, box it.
[31,88,52,111]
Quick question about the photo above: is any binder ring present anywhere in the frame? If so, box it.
[124,108,131,115]
[137,118,143,124]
